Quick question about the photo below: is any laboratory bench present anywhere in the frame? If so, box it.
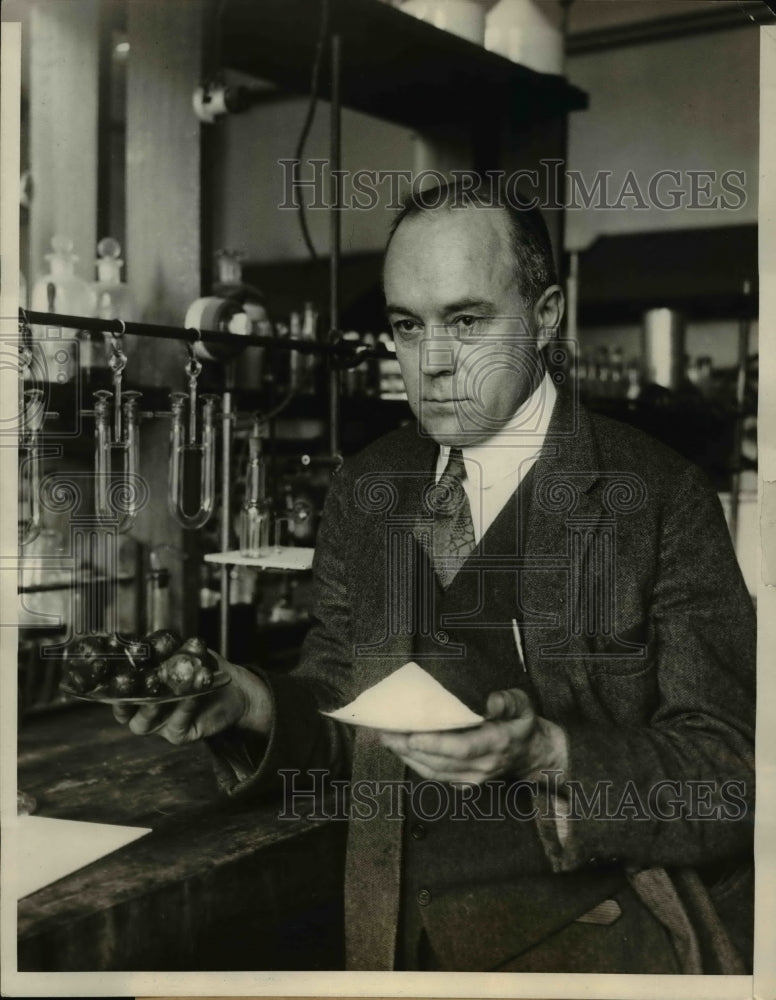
[17,703,347,971]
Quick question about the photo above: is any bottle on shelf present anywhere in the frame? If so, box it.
[302,301,317,339]
[18,528,70,629]
[625,358,643,402]
[213,249,270,389]
[286,303,319,394]
[287,309,304,393]
[93,237,135,322]
[685,355,700,387]
[485,0,563,74]
[146,566,171,633]
[144,544,185,633]
[31,235,94,316]
[30,235,94,384]
[229,565,258,606]
[576,350,590,398]
[283,480,318,547]
[610,346,626,399]
[271,319,290,392]
[213,248,242,290]
[90,236,136,384]
[198,562,221,610]
[377,332,407,400]
[361,332,379,397]
[269,576,300,623]
[342,331,365,397]
[301,300,319,393]
[695,356,714,399]
[401,0,488,45]
[594,346,611,399]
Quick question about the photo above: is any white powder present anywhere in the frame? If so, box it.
[322,661,484,732]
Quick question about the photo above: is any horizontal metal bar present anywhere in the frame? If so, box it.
[20,308,391,363]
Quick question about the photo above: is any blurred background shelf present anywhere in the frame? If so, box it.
[221,0,587,135]
[575,225,758,326]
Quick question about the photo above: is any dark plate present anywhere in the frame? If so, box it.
[60,670,231,705]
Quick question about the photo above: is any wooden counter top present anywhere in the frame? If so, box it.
[17,704,346,971]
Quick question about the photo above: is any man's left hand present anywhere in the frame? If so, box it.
[379,688,568,785]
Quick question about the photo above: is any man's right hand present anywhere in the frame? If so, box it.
[112,653,273,746]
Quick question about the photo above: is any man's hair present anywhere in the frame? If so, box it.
[385,176,558,309]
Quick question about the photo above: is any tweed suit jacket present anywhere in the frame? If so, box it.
[213,390,755,973]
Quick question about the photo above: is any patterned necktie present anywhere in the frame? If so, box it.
[429,447,476,588]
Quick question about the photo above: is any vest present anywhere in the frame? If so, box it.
[396,469,627,969]
[397,471,549,963]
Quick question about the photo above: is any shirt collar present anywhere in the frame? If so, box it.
[438,372,557,488]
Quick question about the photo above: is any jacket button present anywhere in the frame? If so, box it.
[411,823,427,841]
[417,888,432,906]
[435,630,449,644]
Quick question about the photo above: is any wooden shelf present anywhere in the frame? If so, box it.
[221,0,587,133]
[576,225,758,326]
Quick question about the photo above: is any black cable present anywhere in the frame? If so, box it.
[210,0,230,80]
[293,0,331,262]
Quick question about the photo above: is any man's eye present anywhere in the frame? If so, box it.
[453,315,479,334]
[392,319,421,336]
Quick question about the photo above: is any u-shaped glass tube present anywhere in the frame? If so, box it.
[167,392,218,529]
[19,388,44,546]
[94,388,142,534]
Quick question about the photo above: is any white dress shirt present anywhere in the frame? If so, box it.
[435,372,557,543]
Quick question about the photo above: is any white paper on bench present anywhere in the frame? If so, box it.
[11,814,151,899]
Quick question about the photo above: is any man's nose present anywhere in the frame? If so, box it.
[419,330,458,376]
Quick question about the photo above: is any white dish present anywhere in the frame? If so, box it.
[320,661,484,733]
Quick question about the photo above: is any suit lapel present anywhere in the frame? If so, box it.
[344,428,437,970]
[521,392,605,681]
[350,427,436,686]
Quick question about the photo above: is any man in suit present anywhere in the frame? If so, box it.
[116,181,755,974]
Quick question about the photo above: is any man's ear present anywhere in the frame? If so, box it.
[533,285,565,351]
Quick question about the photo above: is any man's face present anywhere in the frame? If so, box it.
[383,206,545,447]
